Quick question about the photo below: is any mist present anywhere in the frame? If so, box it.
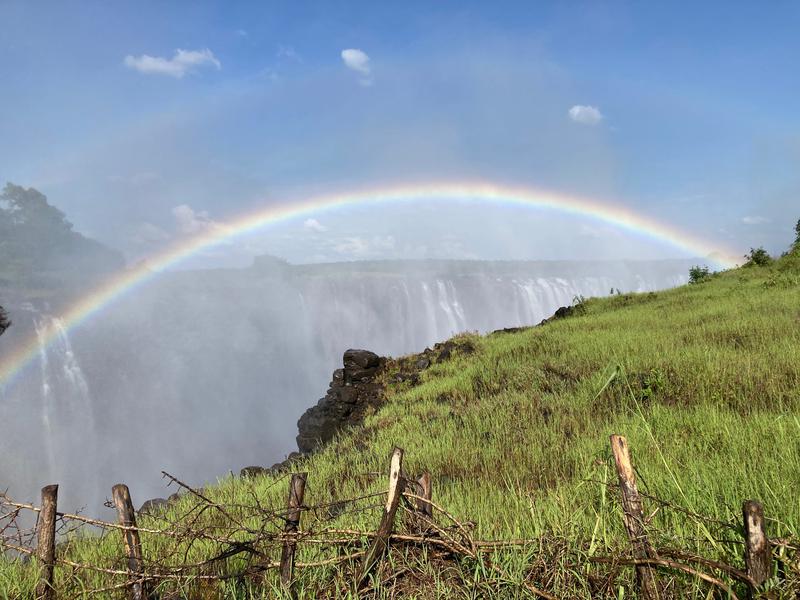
[0,254,696,513]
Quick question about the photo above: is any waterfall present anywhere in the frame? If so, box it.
[33,316,57,478]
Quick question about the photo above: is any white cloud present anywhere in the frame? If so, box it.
[741,215,770,225]
[568,105,603,125]
[341,48,373,85]
[124,48,221,78]
[172,204,221,235]
[303,218,327,232]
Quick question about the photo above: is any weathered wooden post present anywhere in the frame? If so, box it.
[35,484,58,600]
[609,435,659,600]
[357,447,404,589]
[112,484,148,600]
[279,472,308,592]
[743,500,771,592]
[416,472,432,519]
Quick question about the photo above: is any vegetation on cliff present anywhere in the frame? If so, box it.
[0,183,124,299]
[2,243,799,598]
[0,306,9,337]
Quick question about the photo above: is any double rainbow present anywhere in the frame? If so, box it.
[0,181,738,387]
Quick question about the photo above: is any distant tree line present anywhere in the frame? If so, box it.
[0,182,123,289]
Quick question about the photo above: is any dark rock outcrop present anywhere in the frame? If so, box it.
[240,466,268,478]
[240,452,304,478]
[491,326,532,335]
[296,349,386,454]
[295,339,476,455]
[138,497,169,516]
[539,305,575,325]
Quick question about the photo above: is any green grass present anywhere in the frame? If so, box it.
[3,250,800,598]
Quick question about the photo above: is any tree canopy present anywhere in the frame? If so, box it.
[0,306,9,337]
[0,183,123,289]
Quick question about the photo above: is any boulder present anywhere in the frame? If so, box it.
[343,349,381,370]
[240,466,268,478]
[539,305,575,325]
[553,305,574,319]
[138,497,168,516]
[343,349,381,383]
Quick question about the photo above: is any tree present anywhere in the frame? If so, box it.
[744,247,772,267]
[795,219,800,246]
[688,265,710,284]
[0,183,73,269]
[0,182,124,285]
[0,306,9,337]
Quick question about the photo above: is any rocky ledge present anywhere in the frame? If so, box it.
[296,348,387,454]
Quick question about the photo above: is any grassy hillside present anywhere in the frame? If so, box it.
[2,249,799,598]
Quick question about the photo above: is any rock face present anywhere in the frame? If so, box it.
[538,305,575,325]
[296,349,386,454]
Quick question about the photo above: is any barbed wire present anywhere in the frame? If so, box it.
[1,473,797,598]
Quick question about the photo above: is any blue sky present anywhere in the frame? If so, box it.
[1,1,798,265]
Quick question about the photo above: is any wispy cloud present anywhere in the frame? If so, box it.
[568,104,603,125]
[741,215,770,225]
[303,218,327,232]
[277,45,302,62]
[341,48,373,86]
[124,48,221,78]
[334,235,395,257]
[172,204,221,235]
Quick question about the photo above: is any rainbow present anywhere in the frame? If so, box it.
[0,181,739,387]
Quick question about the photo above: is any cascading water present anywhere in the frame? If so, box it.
[8,311,102,506]
[0,259,692,513]
[33,316,56,478]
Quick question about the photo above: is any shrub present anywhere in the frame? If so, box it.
[0,306,9,337]
[744,247,772,267]
[571,294,588,314]
[688,265,711,284]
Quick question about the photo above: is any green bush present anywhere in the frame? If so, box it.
[744,246,772,267]
[688,265,710,284]
[0,306,9,337]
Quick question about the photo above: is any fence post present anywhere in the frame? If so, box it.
[35,484,58,600]
[609,435,659,600]
[743,500,771,592]
[357,447,404,589]
[416,472,432,519]
[112,484,148,600]
[280,472,307,592]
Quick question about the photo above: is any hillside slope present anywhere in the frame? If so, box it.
[2,249,799,598]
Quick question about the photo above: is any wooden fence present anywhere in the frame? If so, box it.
[0,435,787,599]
